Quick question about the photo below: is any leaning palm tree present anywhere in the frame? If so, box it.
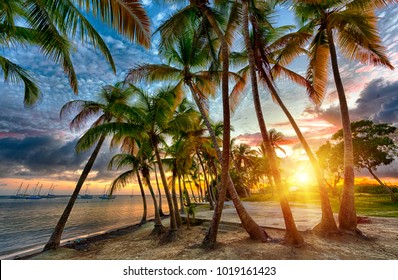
[229,0,339,234]
[292,0,396,232]
[241,0,304,246]
[127,22,270,245]
[1,0,150,106]
[43,82,133,251]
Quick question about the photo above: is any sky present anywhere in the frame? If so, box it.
[0,1,398,195]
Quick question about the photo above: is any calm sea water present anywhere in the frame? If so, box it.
[0,195,168,258]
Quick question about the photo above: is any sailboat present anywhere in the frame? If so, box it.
[80,186,93,199]
[26,182,42,199]
[43,183,56,198]
[10,182,26,199]
[99,186,115,200]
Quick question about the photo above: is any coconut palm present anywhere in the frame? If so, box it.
[127,21,270,245]
[0,0,150,106]
[159,0,239,247]
[43,82,134,251]
[240,0,304,246]
[229,0,338,234]
[292,0,395,232]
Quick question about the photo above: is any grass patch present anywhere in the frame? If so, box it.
[243,192,398,218]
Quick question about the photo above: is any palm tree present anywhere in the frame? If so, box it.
[127,21,270,245]
[43,82,133,251]
[241,0,304,246]
[108,153,148,225]
[0,0,150,106]
[292,0,395,232]
[227,0,339,234]
[159,0,238,247]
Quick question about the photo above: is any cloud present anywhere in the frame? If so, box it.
[307,78,398,128]
[353,78,398,125]
[0,136,89,178]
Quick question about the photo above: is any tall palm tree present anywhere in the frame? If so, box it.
[43,82,133,251]
[241,0,304,246]
[1,0,150,106]
[227,0,338,234]
[159,0,237,247]
[127,22,270,245]
[292,0,395,232]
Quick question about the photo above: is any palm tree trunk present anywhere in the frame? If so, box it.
[179,175,186,214]
[183,175,192,205]
[259,67,338,232]
[189,81,269,242]
[187,178,198,203]
[136,169,147,225]
[327,31,357,232]
[154,164,166,216]
[171,168,182,227]
[242,0,303,246]
[153,143,178,239]
[368,168,397,202]
[43,134,106,251]
[142,168,165,234]
[197,3,230,248]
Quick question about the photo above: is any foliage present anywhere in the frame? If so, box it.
[332,120,398,171]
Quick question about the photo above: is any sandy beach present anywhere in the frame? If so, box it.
[26,214,398,260]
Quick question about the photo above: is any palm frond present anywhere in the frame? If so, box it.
[0,55,41,106]
[271,64,322,105]
[306,29,329,101]
[229,66,249,113]
[332,10,394,69]
[109,169,135,196]
[76,0,151,48]
[40,0,116,72]
[126,63,182,83]
[24,0,78,93]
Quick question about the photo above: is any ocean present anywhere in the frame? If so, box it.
[0,195,168,259]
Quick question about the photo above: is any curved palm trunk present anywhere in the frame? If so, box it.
[260,67,338,233]
[43,134,106,251]
[153,143,178,239]
[136,169,147,225]
[368,168,397,202]
[142,167,165,234]
[154,164,166,216]
[242,1,303,246]
[327,31,357,232]
[171,168,182,226]
[189,82,269,242]
[183,176,192,204]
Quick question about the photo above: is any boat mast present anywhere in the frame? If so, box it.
[15,182,23,195]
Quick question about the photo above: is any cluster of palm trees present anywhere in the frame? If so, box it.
[3,1,394,250]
